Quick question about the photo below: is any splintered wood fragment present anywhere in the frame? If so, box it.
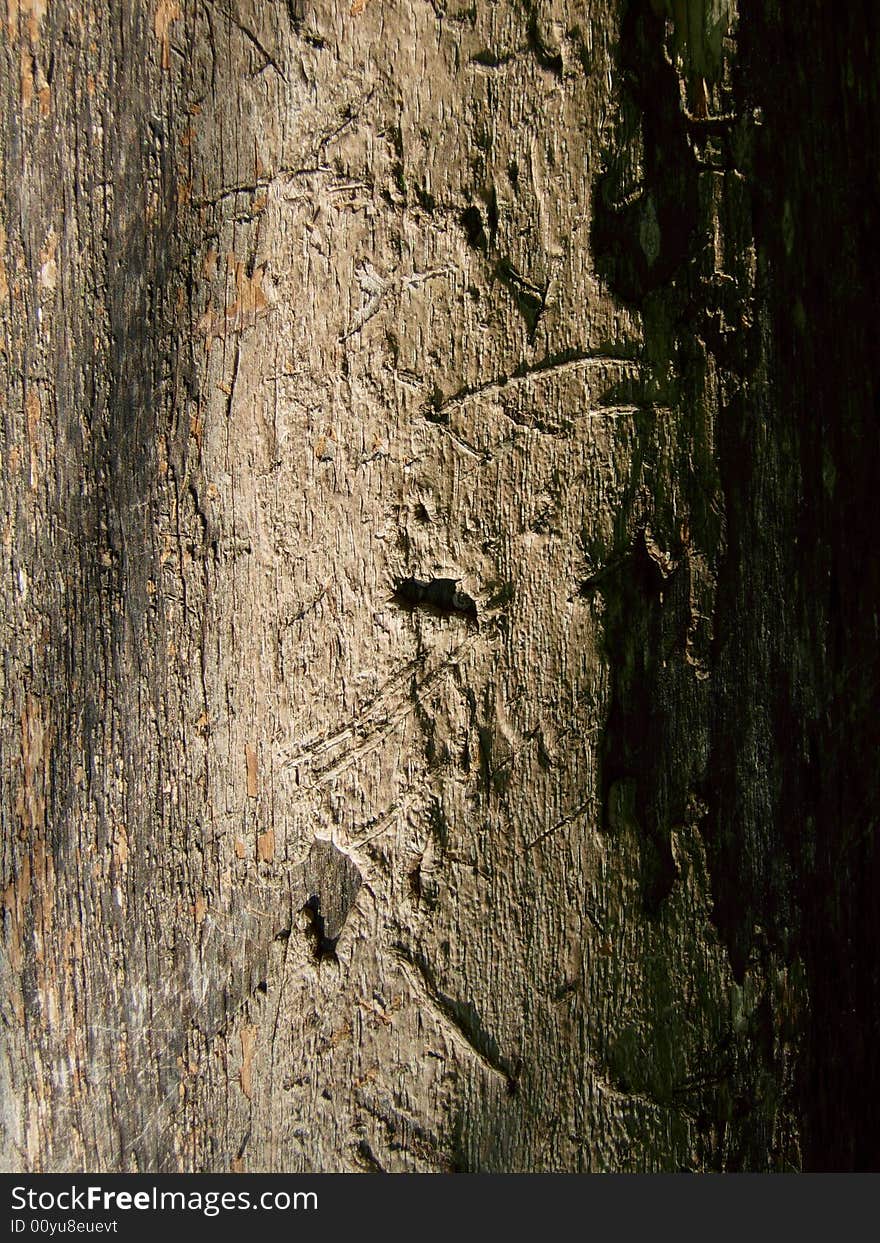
[245,744,258,798]
[240,1025,258,1101]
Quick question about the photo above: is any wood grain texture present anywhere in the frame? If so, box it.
[1,0,876,1172]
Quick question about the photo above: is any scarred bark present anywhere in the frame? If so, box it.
[1,0,876,1172]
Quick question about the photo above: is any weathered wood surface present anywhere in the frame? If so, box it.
[1,0,877,1171]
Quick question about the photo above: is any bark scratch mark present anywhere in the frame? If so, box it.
[429,349,641,418]
[280,638,477,790]
[526,800,592,850]
[393,943,517,1090]
[212,1,287,81]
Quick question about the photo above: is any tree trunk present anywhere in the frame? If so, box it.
[1,0,876,1172]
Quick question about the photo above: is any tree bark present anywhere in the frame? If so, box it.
[1,0,877,1172]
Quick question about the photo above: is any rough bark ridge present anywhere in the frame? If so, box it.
[0,0,876,1171]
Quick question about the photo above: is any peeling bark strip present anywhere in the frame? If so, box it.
[1,0,875,1173]
[300,839,362,957]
